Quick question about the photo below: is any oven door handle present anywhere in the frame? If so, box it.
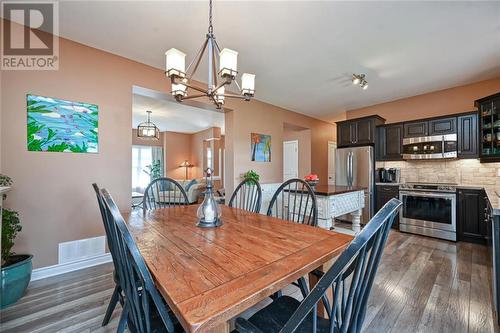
[399,191,456,199]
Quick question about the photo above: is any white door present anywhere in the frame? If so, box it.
[283,140,298,181]
[328,141,337,185]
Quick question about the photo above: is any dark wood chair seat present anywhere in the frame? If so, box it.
[236,296,333,333]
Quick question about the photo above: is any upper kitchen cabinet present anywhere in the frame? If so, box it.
[336,115,385,148]
[403,120,428,138]
[429,117,456,135]
[476,92,500,163]
[457,112,479,159]
[376,123,403,161]
[403,117,456,138]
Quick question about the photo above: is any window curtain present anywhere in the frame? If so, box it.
[152,146,164,178]
[132,146,164,193]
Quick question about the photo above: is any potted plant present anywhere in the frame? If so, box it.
[243,170,260,183]
[1,174,33,309]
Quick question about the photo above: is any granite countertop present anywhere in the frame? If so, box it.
[484,189,500,216]
[284,185,366,196]
[310,185,366,196]
[375,182,401,186]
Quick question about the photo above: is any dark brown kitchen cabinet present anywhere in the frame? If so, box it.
[429,117,456,135]
[355,118,376,145]
[458,188,487,244]
[336,116,385,148]
[376,124,403,161]
[403,121,428,138]
[457,112,479,159]
[376,185,400,229]
[476,92,500,163]
[337,122,355,147]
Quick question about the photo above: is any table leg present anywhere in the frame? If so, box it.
[308,259,334,318]
[350,209,362,233]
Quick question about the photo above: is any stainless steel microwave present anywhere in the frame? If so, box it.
[402,134,457,160]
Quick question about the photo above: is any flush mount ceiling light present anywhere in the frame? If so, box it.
[137,110,160,140]
[352,74,368,90]
[165,0,255,109]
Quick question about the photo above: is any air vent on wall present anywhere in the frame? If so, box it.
[58,236,106,264]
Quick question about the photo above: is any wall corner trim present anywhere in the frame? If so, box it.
[30,253,112,282]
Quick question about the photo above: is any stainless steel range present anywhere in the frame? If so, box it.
[399,182,457,241]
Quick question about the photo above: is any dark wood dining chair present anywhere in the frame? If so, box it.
[92,183,124,328]
[228,179,262,213]
[267,179,318,299]
[267,178,318,226]
[101,188,182,333]
[143,177,189,212]
[235,198,402,333]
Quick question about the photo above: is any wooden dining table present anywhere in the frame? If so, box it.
[125,205,353,332]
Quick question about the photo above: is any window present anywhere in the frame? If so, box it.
[132,145,153,192]
[206,146,213,170]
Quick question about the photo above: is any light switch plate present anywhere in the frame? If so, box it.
[497,168,500,177]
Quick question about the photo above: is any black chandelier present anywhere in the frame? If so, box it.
[137,111,160,140]
[164,0,255,109]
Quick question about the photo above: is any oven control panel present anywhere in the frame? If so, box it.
[399,183,457,193]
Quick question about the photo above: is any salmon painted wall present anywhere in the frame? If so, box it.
[165,131,192,180]
[1,21,333,268]
[283,127,312,178]
[346,77,500,123]
[1,25,170,268]
[223,98,335,193]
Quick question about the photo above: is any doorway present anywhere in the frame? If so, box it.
[283,140,298,181]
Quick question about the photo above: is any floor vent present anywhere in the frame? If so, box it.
[58,236,106,264]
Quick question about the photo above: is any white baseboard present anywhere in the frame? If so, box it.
[31,253,112,282]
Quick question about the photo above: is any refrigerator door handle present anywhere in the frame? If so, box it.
[348,151,353,187]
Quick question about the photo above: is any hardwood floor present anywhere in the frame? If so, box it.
[0,231,498,332]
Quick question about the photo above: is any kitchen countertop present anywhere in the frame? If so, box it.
[310,185,366,196]
[286,185,366,196]
[375,182,401,186]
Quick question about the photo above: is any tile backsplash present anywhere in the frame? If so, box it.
[377,159,500,190]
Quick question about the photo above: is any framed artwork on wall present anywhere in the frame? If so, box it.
[27,94,98,153]
[251,133,271,162]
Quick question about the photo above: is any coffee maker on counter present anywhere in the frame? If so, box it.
[376,168,401,183]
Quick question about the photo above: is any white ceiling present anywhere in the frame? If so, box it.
[54,1,500,121]
[133,93,225,134]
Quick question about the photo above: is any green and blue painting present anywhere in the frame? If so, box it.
[27,94,98,153]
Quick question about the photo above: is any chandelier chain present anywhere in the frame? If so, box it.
[208,0,213,33]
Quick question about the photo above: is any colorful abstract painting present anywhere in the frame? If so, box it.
[251,133,271,162]
[27,94,98,153]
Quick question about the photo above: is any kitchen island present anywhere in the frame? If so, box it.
[312,185,366,234]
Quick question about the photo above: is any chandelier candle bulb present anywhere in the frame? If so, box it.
[241,73,255,96]
[215,86,225,104]
[165,48,186,78]
[171,83,187,97]
[219,48,238,78]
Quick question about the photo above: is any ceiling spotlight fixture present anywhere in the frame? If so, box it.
[137,110,160,140]
[165,0,255,109]
[352,74,368,90]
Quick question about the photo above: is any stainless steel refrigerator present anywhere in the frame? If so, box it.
[335,146,374,224]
